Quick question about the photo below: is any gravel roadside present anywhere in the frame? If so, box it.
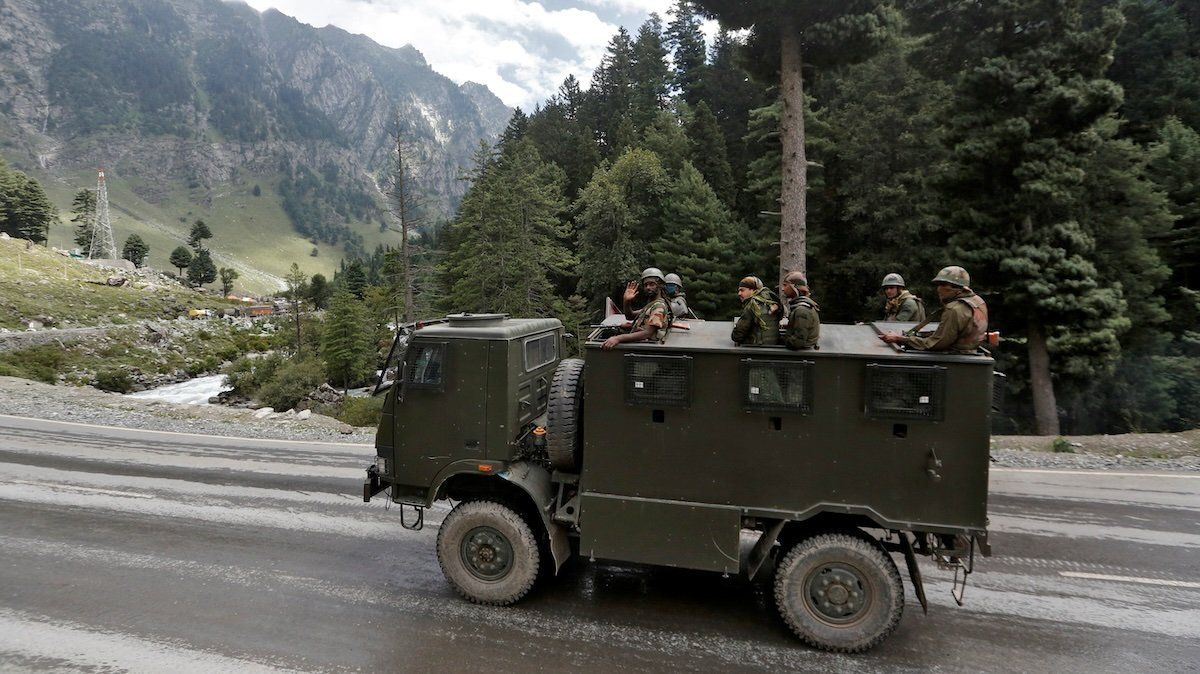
[2,376,1198,471]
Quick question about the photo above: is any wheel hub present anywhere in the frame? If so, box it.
[806,563,869,624]
[461,526,513,581]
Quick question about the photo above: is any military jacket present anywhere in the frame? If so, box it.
[669,294,691,319]
[884,290,925,323]
[632,297,670,343]
[731,289,781,346]
[905,290,988,354]
[782,295,820,350]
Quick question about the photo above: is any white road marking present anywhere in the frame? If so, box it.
[0,412,374,447]
[1,479,154,499]
[0,608,298,673]
[992,468,1200,479]
[1058,571,1200,589]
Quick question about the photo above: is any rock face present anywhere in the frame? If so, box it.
[0,0,511,222]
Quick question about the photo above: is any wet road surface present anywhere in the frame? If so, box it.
[0,413,1197,672]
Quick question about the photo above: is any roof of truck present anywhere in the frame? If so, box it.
[414,315,562,340]
[588,319,992,362]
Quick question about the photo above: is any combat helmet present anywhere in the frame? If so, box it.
[640,267,665,284]
[663,272,682,287]
[932,266,970,287]
[880,273,905,288]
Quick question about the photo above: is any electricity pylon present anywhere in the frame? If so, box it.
[87,168,116,260]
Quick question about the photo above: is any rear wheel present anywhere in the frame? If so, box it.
[546,358,585,471]
[437,500,540,605]
[774,532,904,653]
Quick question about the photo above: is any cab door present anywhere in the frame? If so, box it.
[392,338,489,488]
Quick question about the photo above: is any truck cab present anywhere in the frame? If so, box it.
[365,313,998,653]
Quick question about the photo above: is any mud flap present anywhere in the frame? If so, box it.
[746,519,786,581]
[499,461,572,574]
[900,532,929,615]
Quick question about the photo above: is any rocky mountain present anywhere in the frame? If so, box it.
[0,0,510,283]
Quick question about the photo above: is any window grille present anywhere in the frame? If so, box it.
[864,364,946,421]
[523,333,558,372]
[992,371,1007,413]
[404,342,446,390]
[740,359,814,413]
[624,354,692,407]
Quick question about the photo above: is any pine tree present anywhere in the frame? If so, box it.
[698,29,769,211]
[574,148,670,307]
[285,262,308,354]
[188,219,213,252]
[0,167,55,244]
[71,189,96,249]
[937,0,1131,435]
[630,15,671,131]
[694,0,897,281]
[122,234,149,268]
[341,259,368,300]
[653,162,742,318]
[169,246,192,278]
[321,287,375,392]
[526,94,600,199]
[187,249,217,288]
[641,109,691,175]
[442,138,575,317]
[685,101,736,206]
[1147,117,1200,289]
[584,28,636,155]
[308,273,330,310]
[666,0,708,105]
[219,267,240,296]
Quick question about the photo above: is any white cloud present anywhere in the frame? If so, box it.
[241,0,620,109]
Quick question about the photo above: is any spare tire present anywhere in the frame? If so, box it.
[546,358,585,471]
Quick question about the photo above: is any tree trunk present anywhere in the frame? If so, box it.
[293,306,302,357]
[778,17,807,283]
[1027,322,1060,435]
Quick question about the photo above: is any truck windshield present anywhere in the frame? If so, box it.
[373,333,409,396]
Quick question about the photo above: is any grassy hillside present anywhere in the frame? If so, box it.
[0,235,229,330]
[39,168,400,295]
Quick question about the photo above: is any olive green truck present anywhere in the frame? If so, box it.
[364,313,998,652]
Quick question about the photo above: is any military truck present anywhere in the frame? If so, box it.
[364,313,997,652]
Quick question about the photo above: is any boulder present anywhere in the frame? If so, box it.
[296,409,312,420]
[253,407,274,419]
[106,276,128,287]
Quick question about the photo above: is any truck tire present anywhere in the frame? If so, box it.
[437,500,540,606]
[546,358,585,471]
[774,532,904,653]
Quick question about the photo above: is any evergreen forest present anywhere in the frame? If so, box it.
[384,0,1200,436]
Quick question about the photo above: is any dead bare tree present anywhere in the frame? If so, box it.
[387,117,426,324]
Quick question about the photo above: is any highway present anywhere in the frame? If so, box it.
[0,413,1196,672]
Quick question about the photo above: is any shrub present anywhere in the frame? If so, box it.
[0,345,65,384]
[1051,436,1074,454]
[257,357,325,411]
[223,353,284,396]
[338,395,383,427]
[95,369,133,393]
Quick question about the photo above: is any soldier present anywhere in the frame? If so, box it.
[604,268,671,350]
[780,272,820,350]
[880,266,987,354]
[880,273,925,323]
[731,277,781,346]
[663,273,694,319]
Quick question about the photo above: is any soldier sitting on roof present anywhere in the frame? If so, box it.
[880,273,926,323]
[732,276,781,346]
[780,271,820,350]
[663,273,695,320]
[880,266,987,354]
[603,268,671,351]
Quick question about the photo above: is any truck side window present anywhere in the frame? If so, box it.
[405,342,446,390]
[864,364,946,421]
[624,354,692,407]
[740,359,813,414]
[523,333,557,372]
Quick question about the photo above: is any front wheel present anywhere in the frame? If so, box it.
[774,532,904,653]
[436,500,541,606]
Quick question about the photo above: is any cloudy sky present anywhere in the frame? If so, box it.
[239,0,718,110]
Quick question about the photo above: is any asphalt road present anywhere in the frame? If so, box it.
[0,413,1196,673]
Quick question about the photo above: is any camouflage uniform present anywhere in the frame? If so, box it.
[884,290,925,323]
[732,288,781,346]
[632,297,670,343]
[782,295,820,350]
[905,289,987,354]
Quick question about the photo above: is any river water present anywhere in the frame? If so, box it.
[127,374,231,405]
